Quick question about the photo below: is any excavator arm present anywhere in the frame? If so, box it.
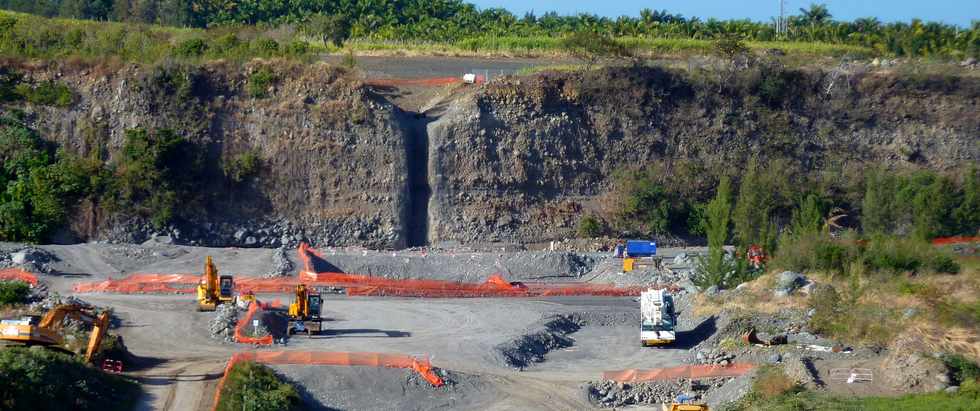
[84,311,110,363]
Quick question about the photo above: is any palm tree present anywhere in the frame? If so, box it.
[798,3,832,26]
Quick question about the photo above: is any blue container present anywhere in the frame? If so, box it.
[626,240,657,257]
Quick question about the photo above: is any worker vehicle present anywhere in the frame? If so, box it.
[287,284,322,337]
[0,304,110,363]
[620,240,661,272]
[197,256,234,311]
[641,288,676,346]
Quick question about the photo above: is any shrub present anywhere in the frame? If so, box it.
[174,38,208,57]
[864,236,959,274]
[15,81,74,107]
[247,68,277,98]
[0,347,140,411]
[215,361,301,411]
[751,364,801,399]
[944,354,980,385]
[223,151,262,183]
[577,215,605,237]
[251,38,280,55]
[0,281,29,305]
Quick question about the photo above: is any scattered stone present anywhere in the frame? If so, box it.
[9,247,56,273]
[263,247,294,278]
[209,304,239,342]
[774,271,805,297]
[586,377,732,407]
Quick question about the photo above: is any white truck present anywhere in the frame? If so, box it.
[640,288,676,346]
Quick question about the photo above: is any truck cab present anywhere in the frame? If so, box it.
[641,289,676,346]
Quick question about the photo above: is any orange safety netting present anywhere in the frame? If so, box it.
[932,236,980,246]
[0,268,38,286]
[211,351,444,411]
[602,363,755,383]
[233,300,279,345]
[73,243,657,298]
[365,77,465,87]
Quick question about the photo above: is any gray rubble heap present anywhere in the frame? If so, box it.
[209,304,240,342]
[264,247,294,278]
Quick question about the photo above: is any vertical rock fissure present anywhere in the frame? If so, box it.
[404,111,434,247]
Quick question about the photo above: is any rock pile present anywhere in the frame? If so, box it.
[695,349,737,366]
[264,247,294,278]
[209,304,239,342]
[9,247,56,273]
[587,377,732,407]
[494,314,583,369]
[30,293,91,311]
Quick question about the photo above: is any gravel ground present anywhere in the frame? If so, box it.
[272,365,498,411]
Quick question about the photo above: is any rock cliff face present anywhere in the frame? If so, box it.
[427,67,978,243]
[6,62,978,247]
[12,60,409,248]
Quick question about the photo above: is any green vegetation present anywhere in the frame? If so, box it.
[0,10,318,64]
[862,168,977,240]
[775,233,959,276]
[694,177,750,288]
[15,81,73,107]
[0,346,140,411]
[725,379,980,411]
[246,67,277,98]
[215,360,301,411]
[108,128,203,228]
[223,150,262,183]
[1,1,975,58]
[0,69,74,107]
[0,280,29,305]
[0,117,102,242]
[576,215,606,238]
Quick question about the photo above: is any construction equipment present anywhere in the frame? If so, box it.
[641,288,676,346]
[663,403,708,411]
[287,284,322,337]
[0,304,110,363]
[620,240,661,272]
[197,256,234,311]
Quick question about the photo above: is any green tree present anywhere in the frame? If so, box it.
[861,170,895,234]
[733,158,776,249]
[953,166,979,235]
[694,176,741,288]
[791,194,825,238]
[798,3,832,26]
[303,13,351,47]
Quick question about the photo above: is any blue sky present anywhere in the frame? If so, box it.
[470,0,979,27]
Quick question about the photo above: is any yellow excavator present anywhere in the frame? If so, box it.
[197,256,234,311]
[0,304,110,363]
[287,284,322,337]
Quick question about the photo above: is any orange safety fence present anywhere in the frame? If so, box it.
[932,236,980,246]
[364,77,467,87]
[602,363,756,383]
[72,243,659,298]
[0,268,38,286]
[233,299,279,345]
[211,351,444,411]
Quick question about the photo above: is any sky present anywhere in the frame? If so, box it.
[470,0,979,28]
